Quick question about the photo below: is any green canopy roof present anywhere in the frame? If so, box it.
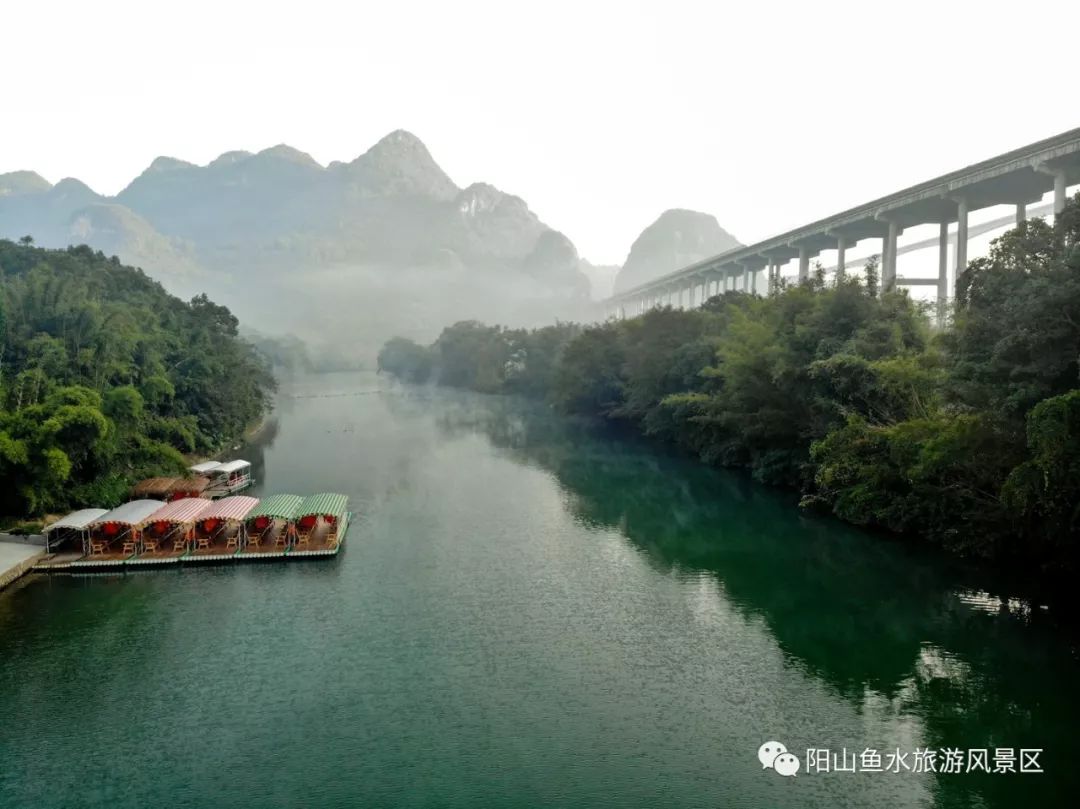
[245,494,304,522]
[296,493,348,520]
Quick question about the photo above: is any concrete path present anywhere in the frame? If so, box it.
[0,541,45,592]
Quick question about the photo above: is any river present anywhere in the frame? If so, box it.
[1,371,1077,808]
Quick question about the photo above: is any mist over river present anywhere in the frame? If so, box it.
[1,372,1077,809]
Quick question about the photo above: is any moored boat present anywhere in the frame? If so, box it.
[130,475,211,502]
[75,500,166,566]
[189,495,260,561]
[135,498,215,564]
[290,493,350,556]
[205,460,253,498]
[241,494,303,556]
[43,509,108,554]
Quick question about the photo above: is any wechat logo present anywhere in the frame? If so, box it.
[758,741,800,777]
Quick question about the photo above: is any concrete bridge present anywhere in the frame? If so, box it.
[607,127,1080,318]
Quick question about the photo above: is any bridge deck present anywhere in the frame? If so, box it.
[611,127,1080,301]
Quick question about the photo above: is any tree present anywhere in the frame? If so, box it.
[0,240,274,517]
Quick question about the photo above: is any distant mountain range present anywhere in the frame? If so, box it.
[0,131,739,356]
[0,131,596,295]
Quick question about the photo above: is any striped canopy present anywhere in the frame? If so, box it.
[146,498,213,525]
[296,493,348,520]
[200,496,259,522]
[245,494,304,522]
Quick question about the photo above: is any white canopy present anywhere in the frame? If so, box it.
[92,500,167,528]
[215,460,251,474]
[189,461,222,474]
[45,508,109,533]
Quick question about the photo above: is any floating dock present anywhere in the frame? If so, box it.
[32,493,351,575]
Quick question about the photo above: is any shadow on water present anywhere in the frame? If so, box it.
[434,393,1080,809]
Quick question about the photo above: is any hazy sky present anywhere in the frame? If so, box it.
[3,0,1077,265]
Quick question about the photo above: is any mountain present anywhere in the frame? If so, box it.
[0,130,593,299]
[67,203,203,281]
[0,170,52,197]
[614,209,741,293]
[0,131,602,358]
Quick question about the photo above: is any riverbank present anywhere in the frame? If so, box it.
[0,536,45,592]
[378,206,1080,581]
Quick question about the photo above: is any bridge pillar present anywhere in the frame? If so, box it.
[688,280,695,309]
[1015,203,1027,225]
[1054,171,1067,215]
[835,236,847,279]
[955,198,969,283]
[937,222,949,326]
[882,220,899,293]
[798,247,810,283]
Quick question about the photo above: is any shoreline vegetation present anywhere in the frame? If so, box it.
[380,196,1080,585]
[0,240,275,522]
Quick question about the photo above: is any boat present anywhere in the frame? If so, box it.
[43,507,109,557]
[34,491,351,573]
[205,460,253,498]
[188,496,260,562]
[290,493,350,556]
[131,475,211,501]
[133,498,215,564]
[241,494,303,556]
[74,500,168,566]
[188,461,223,476]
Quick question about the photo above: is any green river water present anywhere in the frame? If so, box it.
[1,372,1077,808]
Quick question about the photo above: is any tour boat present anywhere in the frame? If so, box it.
[189,495,260,561]
[242,494,303,556]
[42,509,109,557]
[35,492,350,572]
[290,493,350,557]
[74,500,167,566]
[205,460,254,498]
[131,475,211,501]
[133,498,215,564]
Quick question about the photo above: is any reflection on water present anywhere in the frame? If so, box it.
[1,373,1078,809]
[432,389,1080,809]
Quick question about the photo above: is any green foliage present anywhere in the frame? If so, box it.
[379,322,582,397]
[433,321,515,394]
[1002,390,1080,557]
[379,197,1080,573]
[552,323,625,415]
[0,240,274,516]
[377,337,434,383]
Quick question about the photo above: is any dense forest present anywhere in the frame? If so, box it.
[380,197,1080,574]
[0,239,274,519]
